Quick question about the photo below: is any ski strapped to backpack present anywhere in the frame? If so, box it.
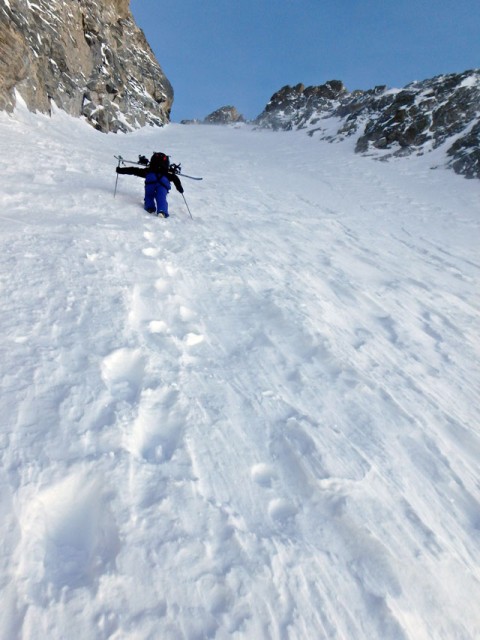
[170,163,203,181]
[114,155,203,180]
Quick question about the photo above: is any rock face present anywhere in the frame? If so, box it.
[0,0,173,132]
[255,71,480,179]
[255,80,348,131]
[204,106,245,125]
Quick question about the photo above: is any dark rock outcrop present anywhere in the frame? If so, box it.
[0,0,173,132]
[204,106,245,125]
[255,71,480,179]
[255,80,348,131]
[446,121,480,179]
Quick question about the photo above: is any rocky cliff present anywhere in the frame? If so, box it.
[0,0,172,132]
[255,71,480,179]
[204,106,245,125]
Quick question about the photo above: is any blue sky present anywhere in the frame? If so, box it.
[130,0,480,122]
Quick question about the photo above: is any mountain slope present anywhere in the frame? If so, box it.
[255,70,480,179]
[0,105,479,639]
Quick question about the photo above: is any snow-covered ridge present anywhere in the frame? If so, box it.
[255,70,480,179]
[0,0,172,132]
[1,103,479,639]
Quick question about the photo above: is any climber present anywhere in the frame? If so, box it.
[116,152,184,217]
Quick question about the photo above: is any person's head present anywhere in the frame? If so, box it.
[150,152,169,173]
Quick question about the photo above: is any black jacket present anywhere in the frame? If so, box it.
[116,165,184,193]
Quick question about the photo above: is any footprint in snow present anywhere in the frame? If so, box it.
[16,471,119,594]
[126,386,185,464]
[250,463,298,525]
[179,305,196,322]
[164,262,179,278]
[183,332,204,347]
[100,347,145,402]
[149,320,169,335]
[154,278,171,294]
[142,247,160,258]
[251,463,276,488]
[268,498,298,523]
[353,327,373,350]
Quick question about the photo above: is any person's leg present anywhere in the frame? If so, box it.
[144,173,157,213]
[155,186,168,216]
[155,176,171,216]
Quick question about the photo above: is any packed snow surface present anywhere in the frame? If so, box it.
[0,103,479,640]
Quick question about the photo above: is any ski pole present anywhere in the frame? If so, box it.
[182,193,193,219]
[114,155,123,198]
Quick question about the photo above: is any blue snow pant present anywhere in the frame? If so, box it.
[144,172,171,214]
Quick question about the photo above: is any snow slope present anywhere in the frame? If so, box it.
[0,102,479,640]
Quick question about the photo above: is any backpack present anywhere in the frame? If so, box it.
[149,152,169,175]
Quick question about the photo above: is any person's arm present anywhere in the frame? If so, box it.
[170,173,184,193]
[116,166,148,177]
